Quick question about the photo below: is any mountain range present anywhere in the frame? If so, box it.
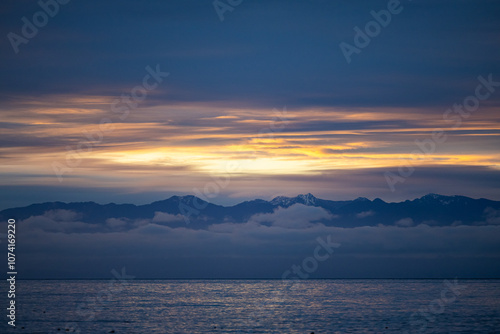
[1,193,499,229]
[0,193,500,229]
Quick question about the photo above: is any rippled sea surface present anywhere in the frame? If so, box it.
[1,279,499,333]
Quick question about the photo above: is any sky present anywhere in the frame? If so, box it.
[1,0,500,280]
[1,0,500,209]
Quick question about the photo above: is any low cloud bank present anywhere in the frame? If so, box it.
[3,204,500,278]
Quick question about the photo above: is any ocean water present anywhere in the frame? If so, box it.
[1,279,499,333]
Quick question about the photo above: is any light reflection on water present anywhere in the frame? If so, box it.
[0,279,499,333]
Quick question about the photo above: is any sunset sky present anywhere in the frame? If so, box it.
[1,0,500,209]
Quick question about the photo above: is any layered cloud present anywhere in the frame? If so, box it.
[1,99,500,208]
[1,0,500,208]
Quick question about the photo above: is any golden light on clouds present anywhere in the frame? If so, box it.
[1,97,499,189]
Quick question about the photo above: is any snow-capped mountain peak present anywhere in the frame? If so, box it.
[271,193,318,207]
